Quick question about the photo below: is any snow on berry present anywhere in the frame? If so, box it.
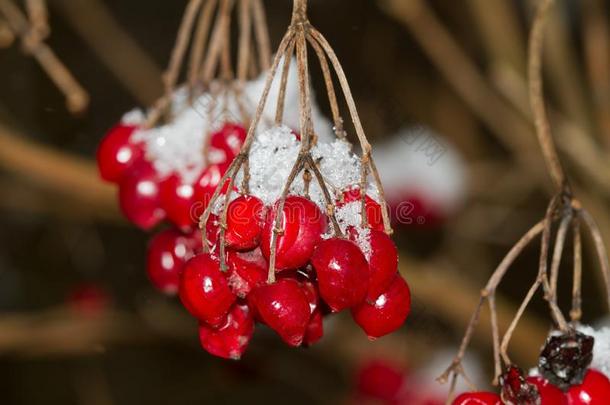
[578,325,610,380]
[373,127,467,226]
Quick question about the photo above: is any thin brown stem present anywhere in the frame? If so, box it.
[188,0,217,91]
[528,0,567,192]
[236,0,252,82]
[571,216,582,322]
[25,0,48,41]
[274,37,297,125]
[251,0,270,72]
[580,209,610,312]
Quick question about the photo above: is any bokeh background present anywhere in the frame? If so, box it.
[0,0,609,404]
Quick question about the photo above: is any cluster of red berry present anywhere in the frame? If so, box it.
[455,332,610,405]
[97,121,411,359]
[179,189,409,359]
[96,122,247,230]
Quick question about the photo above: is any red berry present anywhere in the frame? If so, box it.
[452,392,502,405]
[66,283,111,316]
[340,188,384,231]
[225,195,266,251]
[356,360,405,401]
[198,303,254,360]
[311,238,369,312]
[227,248,268,298]
[179,254,235,327]
[261,196,326,271]
[118,161,165,230]
[193,164,226,212]
[250,278,310,346]
[146,228,196,295]
[304,309,324,346]
[566,369,610,405]
[209,123,247,162]
[351,274,411,339]
[160,174,197,231]
[350,228,398,301]
[97,124,143,183]
[526,376,567,405]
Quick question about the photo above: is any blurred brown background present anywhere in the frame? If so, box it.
[0,0,609,404]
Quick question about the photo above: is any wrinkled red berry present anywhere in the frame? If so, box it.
[159,174,197,230]
[250,278,310,346]
[97,124,143,183]
[198,303,254,360]
[452,392,502,405]
[119,161,165,230]
[539,331,595,391]
[566,369,610,405]
[225,195,266,251]
[261,196,326,271]
[146,228,197,295]
[526,376,567,405]
[209,123,247,163]
[311,238,369,312]
[179,254,235,327]
[351,274,411,339]
[227,248,268,298]
[501,366,539,405]
[340,188,384,231]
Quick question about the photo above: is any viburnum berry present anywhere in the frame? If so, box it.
[97,124,143,183]
[355,360,406,402]
[250,278,310,346]
[193,164,228,213]
[227,248,268,298]
[566,369,610,405]
[118,160,165,230]
[261,196,326,271]
[225,195,266,251]
[304,309,324,346]
[526,376,567,405]
[340,188,384,231]
[146,228,197,295]
[500,366,540,405]
[351,274,411,339]
[198,303,254,360]
[311,238,369,312]
[209,123,247,163]
[452,392,502,405]
[539,331,595,391]
[66,283,111,316]
[350,228,398,302]
[179,253,235,327]
[159,174,198,231]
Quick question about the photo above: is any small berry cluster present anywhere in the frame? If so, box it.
[175,189,410,359]
[97,121,246,230]
[454,331,610,405]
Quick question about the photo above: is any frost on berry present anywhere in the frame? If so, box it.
[538,330,594,390]
[577,325,610,380]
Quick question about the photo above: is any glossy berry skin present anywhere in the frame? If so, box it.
[452,392,502,405]
[566,369,610,405]
[526,376,567,405]
[340,188,384,231]
[227,248,268,298]
[97,124,143,183]
[304,309,323,346]
[350,228,398,302]
[261,196,326,271]
[146,228,197,295]
[119,161,165,230]
[179,254,235,327]
[192,164,227,215]
[311,238,369,312]
[209,123,247,163]
[351,274,411,339]
[159,174,197,231]
[250,278,310,346]
[225,195,266,251]
[198,303,254,360]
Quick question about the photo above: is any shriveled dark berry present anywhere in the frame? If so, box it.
[500,366,540,405]
[538,330,594,391]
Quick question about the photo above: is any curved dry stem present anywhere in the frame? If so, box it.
[236,0,252,82]
[274,37,297,125]
[528,0,568,192]
[580,209,610,311]
[188,0,217,91]
[548,212,572,309]
[251,0,271,72]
